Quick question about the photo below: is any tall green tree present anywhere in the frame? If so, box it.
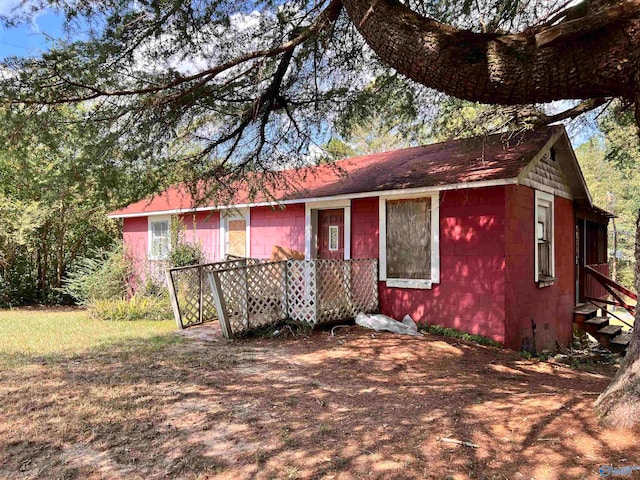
[3,0,640,426]
[0,107,159,304]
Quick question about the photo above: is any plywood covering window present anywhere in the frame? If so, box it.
[534,190,555,284]
[221,209,250,259]
[379,193,440,289]
[227,219,247,257]
[386,198,431,279]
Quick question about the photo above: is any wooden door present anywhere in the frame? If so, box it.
[576,219,584,303]
[317,209,344,259]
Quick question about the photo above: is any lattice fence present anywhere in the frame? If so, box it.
[168,257,378,337]
[204,258,378,337]
[166,258,263,329]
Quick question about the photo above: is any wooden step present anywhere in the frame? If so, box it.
[585,316,609,327]
[610,332,633,354]
[574,304,599,324]
[584,316,609,336]
[574,304,598,316]
[598,325,622,336]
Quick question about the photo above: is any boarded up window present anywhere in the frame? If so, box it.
[227,219,246,257]
[386,198,431,279]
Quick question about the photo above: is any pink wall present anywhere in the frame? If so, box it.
[123,217,148,284]
[250,205,305,259]
[376,187,508,344]
[504,185,575,351]
[179,211,220,262]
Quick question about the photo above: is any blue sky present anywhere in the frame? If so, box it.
[0,5,66,59]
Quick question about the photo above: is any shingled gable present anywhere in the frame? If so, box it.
[109,125,581,218]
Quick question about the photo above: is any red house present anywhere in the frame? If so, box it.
[110,125,614,351]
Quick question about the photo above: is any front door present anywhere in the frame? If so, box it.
[317,209,344,259]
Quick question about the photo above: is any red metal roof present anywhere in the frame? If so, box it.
[110,126,563,217]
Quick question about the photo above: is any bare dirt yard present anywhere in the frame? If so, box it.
[1,319,639,480]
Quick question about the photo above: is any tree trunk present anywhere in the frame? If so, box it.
[341,0,639,104]
[594,209,640,427]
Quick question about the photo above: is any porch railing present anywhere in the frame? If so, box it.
[584,264,637,318]
[167,258,379,337]
[165,257,264,329]
[584,263,609,301]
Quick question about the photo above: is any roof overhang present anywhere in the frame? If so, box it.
[108,177,519,219]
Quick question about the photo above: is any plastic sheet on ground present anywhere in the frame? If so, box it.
[355,312,420,336]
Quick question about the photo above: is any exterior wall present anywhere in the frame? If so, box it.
[179,211,220,262]
[123,217,149,284]
[504,185,575,351]
[351,197,379,258]
[374,187,508,345]
[249,205,305,259]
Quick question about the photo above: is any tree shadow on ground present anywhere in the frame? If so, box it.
[0,324,638,480]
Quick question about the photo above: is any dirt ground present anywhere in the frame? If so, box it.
[1,323,639,480]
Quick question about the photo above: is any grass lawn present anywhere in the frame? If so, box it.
[0,309,639,479]
[0,307,178,366]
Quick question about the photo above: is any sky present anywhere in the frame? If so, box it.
[0,2,66,60]
[0,1,600,146]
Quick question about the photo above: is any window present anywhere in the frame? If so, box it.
[220,209,250,259]
[379,193,439,289]
[148,217,171,260]
[534,190,555,283]
[328,225,339,251]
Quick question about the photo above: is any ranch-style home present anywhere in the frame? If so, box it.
[110,125,619,351]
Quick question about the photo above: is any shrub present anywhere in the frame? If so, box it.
[420,324,503,348]
[169,219,205,267]
[62,243,134,304]
[90,295,173,322]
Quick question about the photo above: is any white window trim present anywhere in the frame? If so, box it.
[219,207,251,259]
[304,200,351,260]
[379,192,440,289]
[147,215,172,261]
[534,190,555,283]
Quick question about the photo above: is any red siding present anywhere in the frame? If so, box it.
[378,187,508,344]
[504,185,574,351]
[250,205,305,259]
[351,197,379,258]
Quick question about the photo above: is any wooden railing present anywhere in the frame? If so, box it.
[585,265,637,317]
[584,263,609,300]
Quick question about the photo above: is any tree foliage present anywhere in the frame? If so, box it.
[0,107,159,305]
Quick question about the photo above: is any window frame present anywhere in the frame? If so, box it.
[379,192,440,289]
[534,190,555,284]
[147,215,172,261]
[219,208,251,259]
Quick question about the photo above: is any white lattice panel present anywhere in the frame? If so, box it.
[171,257,378,336]
[286,260,317,324]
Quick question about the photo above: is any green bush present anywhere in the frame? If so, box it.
[169,219,205,267]
[90,295,173,322]
[420,324,503,348]
[62,243,134,304]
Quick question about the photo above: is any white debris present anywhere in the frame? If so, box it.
[355,313,420,336]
